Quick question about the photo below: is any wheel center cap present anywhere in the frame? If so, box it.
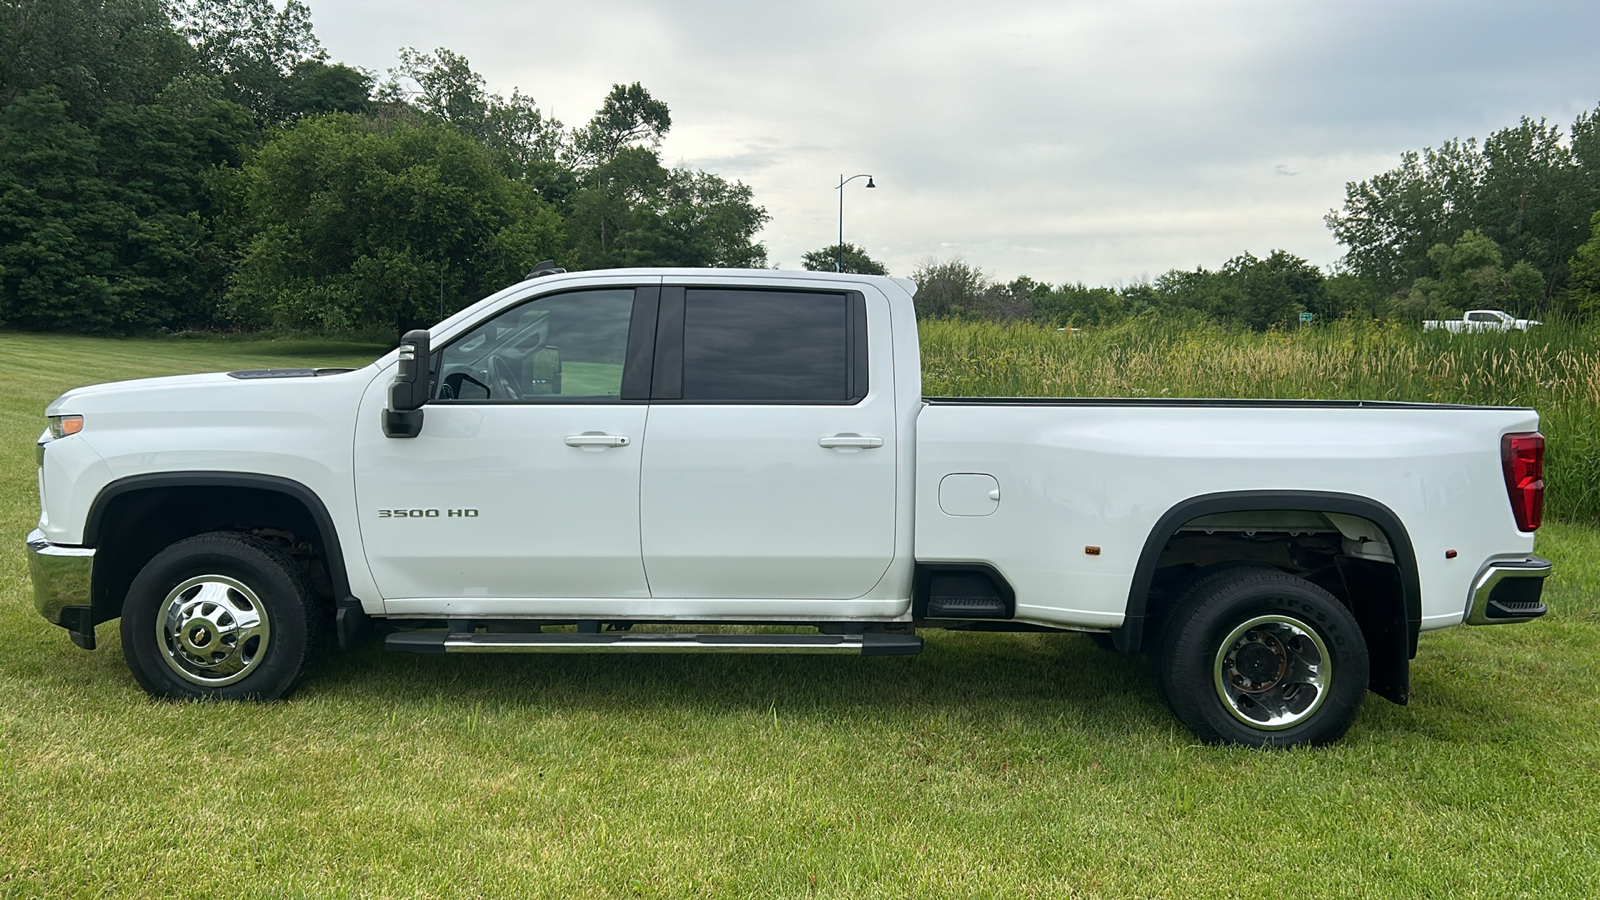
[180,617,221,655]
[1237,643,1281,681]
[175,604,240,658]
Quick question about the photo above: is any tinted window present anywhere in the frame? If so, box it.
[682,290,847,402]
[436,289,633,401]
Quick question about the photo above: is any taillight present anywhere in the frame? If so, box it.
[1501,432,1544,531]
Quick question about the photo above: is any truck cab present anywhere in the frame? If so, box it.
[356,271,918,622]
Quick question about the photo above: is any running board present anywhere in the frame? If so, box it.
[385,631,923,657]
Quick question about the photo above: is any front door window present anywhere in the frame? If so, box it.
[437,288,634,401]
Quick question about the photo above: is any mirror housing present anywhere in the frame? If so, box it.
[383,329,431,438]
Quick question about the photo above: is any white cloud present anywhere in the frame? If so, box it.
[308,0,1600,284]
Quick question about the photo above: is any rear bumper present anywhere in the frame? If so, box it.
[1465,556,1550,625]
[25,528,94,626]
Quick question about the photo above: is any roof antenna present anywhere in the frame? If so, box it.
[526,260,566,279]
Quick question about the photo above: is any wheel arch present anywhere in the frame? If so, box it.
[1111,490,1419,703]
[82,472,351,626]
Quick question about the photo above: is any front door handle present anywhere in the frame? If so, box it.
[818,433,883,449]
[565,432,630,449]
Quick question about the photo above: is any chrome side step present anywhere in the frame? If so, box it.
[385,631,923,657]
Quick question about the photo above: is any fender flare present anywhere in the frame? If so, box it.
[1110,490,1421,658]
[83,471,353,602]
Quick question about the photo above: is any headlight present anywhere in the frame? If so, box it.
[47,415,83,439]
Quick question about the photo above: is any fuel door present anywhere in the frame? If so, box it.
[938,473,1000,517]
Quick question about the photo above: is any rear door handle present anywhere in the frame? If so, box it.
[818,433,883,449]
[565,433,630,449]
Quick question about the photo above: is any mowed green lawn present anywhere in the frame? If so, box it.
[2,331,1598,898]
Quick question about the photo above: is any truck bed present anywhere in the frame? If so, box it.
[914,396,1538,632]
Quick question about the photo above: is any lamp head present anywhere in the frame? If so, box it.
[866,177,876,188]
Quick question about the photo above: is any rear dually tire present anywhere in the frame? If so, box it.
[1154,566,1368,747]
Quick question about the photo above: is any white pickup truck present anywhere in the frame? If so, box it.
[27,268,1551,747]
[1423,309,1541,332]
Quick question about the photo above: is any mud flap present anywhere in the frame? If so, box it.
[1339,557,1410,705]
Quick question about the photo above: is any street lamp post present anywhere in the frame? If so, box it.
[836,173,876,272]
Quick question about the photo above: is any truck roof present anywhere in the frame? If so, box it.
[508,267,916,296]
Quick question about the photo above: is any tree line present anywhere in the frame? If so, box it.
[0,0,768,334]
[3,0,1599,335]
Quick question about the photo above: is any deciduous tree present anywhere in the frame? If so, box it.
[1327,106,1600,310]
[383,47,562,175]
[1565,212,1600,321]
[564,86,766,270]
[223,114,562,332]
[1,0,192,114]
[176,0,324,123]
[0,87,249,332]
[801,243,886,274]
[1398,230,1544,320]
[571,82,669,167]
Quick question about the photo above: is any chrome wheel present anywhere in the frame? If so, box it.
[156,575,272,687]
[1212,614,1330,731]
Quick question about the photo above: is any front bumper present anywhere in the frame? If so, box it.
[26,529,95,642]
[1465,556,1550,625]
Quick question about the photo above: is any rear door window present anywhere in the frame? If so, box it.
[679,289,850,402]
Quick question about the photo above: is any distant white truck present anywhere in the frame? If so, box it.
[27,267,1552,748]
[1423,310,1541,333]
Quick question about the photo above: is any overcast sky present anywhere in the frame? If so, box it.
[308,0,1600,286]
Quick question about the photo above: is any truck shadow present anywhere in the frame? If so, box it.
[304,630,1175,732]
[297,629,1538,747]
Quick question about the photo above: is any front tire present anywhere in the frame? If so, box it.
[121,532,322,701]
[1154,566,1368,747]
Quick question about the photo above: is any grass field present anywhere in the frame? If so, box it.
[2,328,1599,898]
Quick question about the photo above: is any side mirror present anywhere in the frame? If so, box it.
[383,329,431,438]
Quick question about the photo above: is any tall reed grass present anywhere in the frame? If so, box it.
[919,316,1600,523]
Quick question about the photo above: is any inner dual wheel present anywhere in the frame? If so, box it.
[121,532,323,701]
[1154,566,1369,747]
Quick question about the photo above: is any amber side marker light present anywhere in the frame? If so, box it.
[48,415,83,438]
